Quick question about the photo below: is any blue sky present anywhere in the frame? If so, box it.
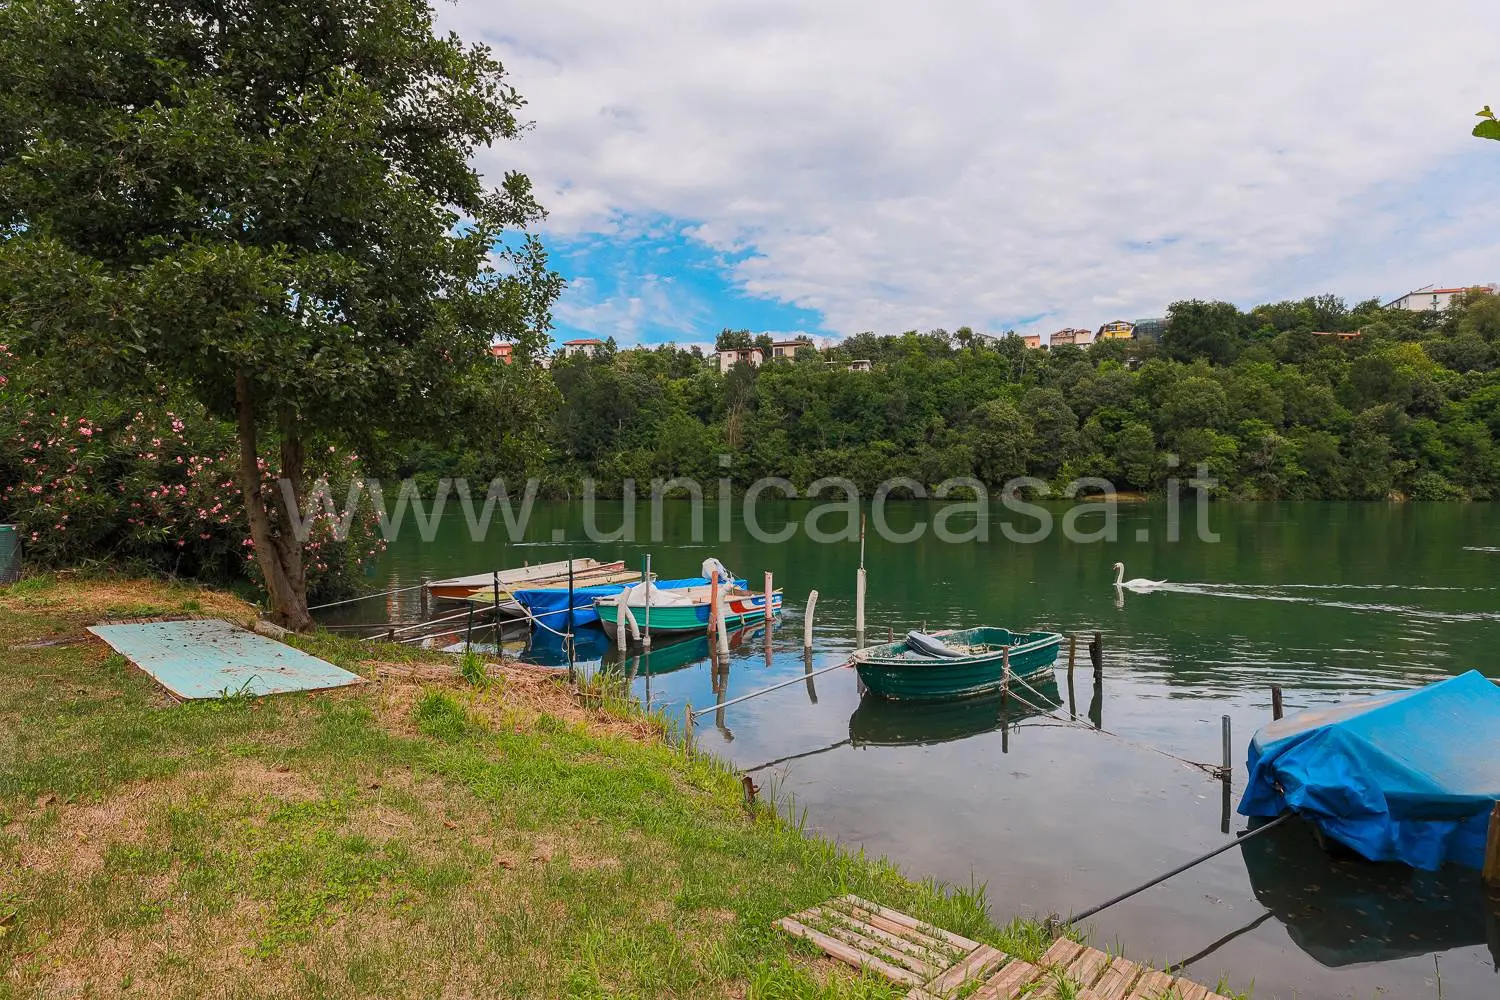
[442,1,1500,348]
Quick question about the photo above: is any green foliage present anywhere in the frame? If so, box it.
[1477,105,1500,141]
[458,650,489,688]
[0,0,560,624]
[396,292,1499,503]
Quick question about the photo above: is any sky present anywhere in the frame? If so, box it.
[438,1,1500,348]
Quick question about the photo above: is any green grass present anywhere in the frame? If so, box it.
[0,577,1055,1000]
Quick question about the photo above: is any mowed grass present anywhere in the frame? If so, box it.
[0,577,1050,999]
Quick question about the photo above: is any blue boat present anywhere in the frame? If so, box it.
[1239,670,1500,871]
[513,576,745,630]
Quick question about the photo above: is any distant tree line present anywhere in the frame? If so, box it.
[386,291,1500,502]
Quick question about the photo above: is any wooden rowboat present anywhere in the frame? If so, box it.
[427,559,631,603]
[853,627,1062,702]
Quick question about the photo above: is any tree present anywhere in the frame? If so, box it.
[1163,300,1246,365]
[0,0,558,629]
[1476,105,1500,141]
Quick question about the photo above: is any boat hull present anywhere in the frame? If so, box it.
[854,627,1062,702]
[516,577,738,630]
[597,591,782,640]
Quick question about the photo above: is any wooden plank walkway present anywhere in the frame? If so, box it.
[776,895,1235,1000]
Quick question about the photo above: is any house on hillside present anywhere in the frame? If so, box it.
[1384,284,1498,312]
[848,359,872,372]
[490,343,513,364]
[713,347,764,373]
[1021,334,1043,350]
[1097,320,1135,340]
[1310,330,1362,341]
[1049,328,1094,347]
[562,338,605,358]
[769,337,813,360]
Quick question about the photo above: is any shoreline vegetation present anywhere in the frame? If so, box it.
[0,574,1148,1000]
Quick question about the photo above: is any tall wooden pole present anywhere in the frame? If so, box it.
[1271,685,1284,721]
[642,554,652,649]
[803,590,818,651]
[855,514,866,647]
[764,571,774,624]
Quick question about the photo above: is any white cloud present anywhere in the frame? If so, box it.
[441,0,1500,337]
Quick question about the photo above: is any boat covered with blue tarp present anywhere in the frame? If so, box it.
[1238,670,1500,871]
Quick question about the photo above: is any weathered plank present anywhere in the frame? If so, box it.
[1064,945,1113,987]
[804,906,954,967]
[1171,980,1210,1000]
[921,944,1007,997]
[839,894,982,951]
[1127,968,1177,999]
[775,917,925,986]
[1039,937,1085,968]
[824,900,961,959]
[972,959,1043,999]
[1091,957,1145,1000]
[802,914,942,979]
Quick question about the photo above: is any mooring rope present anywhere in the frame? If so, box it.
[307,582,428,611]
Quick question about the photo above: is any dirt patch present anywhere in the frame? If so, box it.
[369,658,666,743]
[0,576,258,626]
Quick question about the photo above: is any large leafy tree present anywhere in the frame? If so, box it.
[0,0,559,628]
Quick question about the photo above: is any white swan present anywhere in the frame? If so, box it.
[1113,562,1166,592]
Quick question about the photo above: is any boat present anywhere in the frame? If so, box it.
[849,671,1061,747]
[426,558,632,603]
[594,579,782,641]
[1238,670,1500,871]
[852,627,1063,702]
[513,576,740,631]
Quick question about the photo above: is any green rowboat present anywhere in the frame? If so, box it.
[853,626,1063,702]
[596,586,783,641]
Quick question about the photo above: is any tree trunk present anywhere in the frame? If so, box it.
[234,371,314,631]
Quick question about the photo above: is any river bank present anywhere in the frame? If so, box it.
[0,575,1059,999]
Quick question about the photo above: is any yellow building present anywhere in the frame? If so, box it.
[1097,320,1136,340]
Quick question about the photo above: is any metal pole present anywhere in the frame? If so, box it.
[690,658,852,718]
[464,601,475,653]
[566,553,575,639]
[492,570,500,648]
[643,554,652,649]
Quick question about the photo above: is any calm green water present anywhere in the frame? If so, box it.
[326,501,1500,1000]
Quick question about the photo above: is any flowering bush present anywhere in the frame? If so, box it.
[0,348,384,601]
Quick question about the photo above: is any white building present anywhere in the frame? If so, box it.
[561,337,605,357]
[768,338,812,360]
[1384,284,1497,312]
[713,347,763,373]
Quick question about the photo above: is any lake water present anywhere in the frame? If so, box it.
[323,501,1500,1000]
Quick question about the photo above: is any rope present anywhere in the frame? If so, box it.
[1004,671,1227,780]
[1066,813,1294,924]
[361,603,483,641]
[687,659,853,719]
[307,582,428,611]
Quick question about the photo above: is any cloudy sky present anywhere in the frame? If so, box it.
[440,1,1499,347]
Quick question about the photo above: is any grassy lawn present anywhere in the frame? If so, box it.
[0,576,1052,999]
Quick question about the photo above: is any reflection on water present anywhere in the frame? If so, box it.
[848,674,1060,748]
[1240,817,1500,971]
[321,501,1500,1000]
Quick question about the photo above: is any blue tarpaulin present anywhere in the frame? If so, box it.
[1239,670,1500,870]
[514,576,743,629]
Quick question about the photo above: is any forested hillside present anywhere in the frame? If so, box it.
[396,291,1500,501]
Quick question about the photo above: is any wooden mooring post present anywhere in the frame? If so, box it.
[764,571,774,624]
[419,577,430,617]
[803,590,818,651]
[1067,633,1077,680]
[1089,631,1103,681]
[1221,715,1233,782]
[1271,685,1284,721]
[1484,802,1500,889]
[1000,647,1011,708]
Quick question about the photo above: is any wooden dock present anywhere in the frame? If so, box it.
[776,895,1236,1000]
